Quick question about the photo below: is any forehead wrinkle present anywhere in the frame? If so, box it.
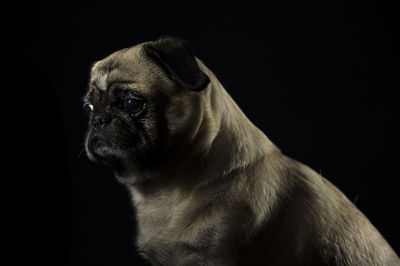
[87,45,146,95]
[89,61,111,92]
[107,66,136,85]
[97,71,109,91]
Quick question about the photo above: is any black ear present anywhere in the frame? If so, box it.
[143,37,210,92]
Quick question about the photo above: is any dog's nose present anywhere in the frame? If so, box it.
[94,112,112,127]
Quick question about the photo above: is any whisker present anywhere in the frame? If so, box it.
[77,148,86,159]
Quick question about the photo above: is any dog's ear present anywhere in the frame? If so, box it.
[143,37,210,92]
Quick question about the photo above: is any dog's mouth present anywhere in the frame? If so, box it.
[86,134,128,168]
[85,134,146,184]
[94,146,125,167]
[84,126,161,181]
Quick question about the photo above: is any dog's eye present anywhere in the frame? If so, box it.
[84,103,94,115]
[125,98,144,114]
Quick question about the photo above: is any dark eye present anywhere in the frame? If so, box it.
[124,98,145,114]
[84,103,94,116]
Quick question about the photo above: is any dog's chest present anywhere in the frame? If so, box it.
[128,186,192,250]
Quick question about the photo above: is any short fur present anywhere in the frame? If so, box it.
[84,37,400,265]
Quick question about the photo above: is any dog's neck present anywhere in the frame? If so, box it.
[197,60,278,173]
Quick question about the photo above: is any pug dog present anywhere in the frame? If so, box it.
[84,37,399,265]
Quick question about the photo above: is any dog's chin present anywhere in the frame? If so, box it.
[114,163,145,185]
[87,145,126,168]
[87,144,145,185]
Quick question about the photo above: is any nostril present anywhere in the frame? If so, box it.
[94,113,112,127]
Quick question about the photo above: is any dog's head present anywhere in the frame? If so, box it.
[84,38,210,183]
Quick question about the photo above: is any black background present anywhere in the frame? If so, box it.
[5,0,399,265]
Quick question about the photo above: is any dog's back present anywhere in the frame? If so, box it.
[238,155,400,265]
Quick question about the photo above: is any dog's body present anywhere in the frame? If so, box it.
[84,38,399,265]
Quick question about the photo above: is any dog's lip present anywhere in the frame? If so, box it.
[87,135,127,166]
[93,147,125,168]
